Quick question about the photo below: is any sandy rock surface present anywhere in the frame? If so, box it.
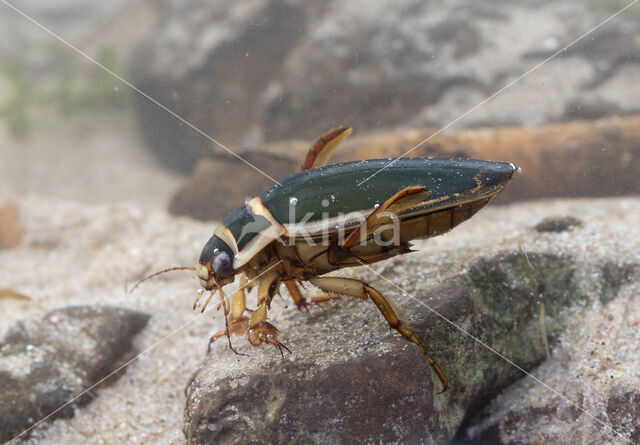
[460,280,640,444]
[184,252,581,444]
[0,191,638,444]
[0,306,149,442]
[184,203,639,444]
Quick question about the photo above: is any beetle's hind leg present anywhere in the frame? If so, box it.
[309,276,448,392]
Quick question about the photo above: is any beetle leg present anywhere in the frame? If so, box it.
[248,320,291,358]
[280,259,311,311]
[208,323,249,351]
[207,283,250,354]
[200,289,217,313]
[284,279,310,311]
[248,293,291,357]
[302,126,352,170]
[342,185,429,248]
[220,288,248,356]
[232,275,249,318]
[256,268,281,309]
[309,276,448,392]
[207,330,227,347]
[284,279,339,310]
[309,293,341,304]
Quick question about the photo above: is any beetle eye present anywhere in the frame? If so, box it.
[212,251,234,278]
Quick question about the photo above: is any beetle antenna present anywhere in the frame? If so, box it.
[130,266,196,294]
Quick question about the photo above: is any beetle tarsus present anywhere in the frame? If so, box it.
[267,338,292,359]
[309,275,449,392]
[207,315,249,353]
[247,318,291,358]
[207,331,226,352]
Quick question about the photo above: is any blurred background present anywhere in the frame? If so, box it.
[1,0,639,221]
[1,2,639,443]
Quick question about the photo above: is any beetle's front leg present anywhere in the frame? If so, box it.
[247,303,291,357]
[247,271,291,357]
[309,276,448,392]
[207,282,251,353]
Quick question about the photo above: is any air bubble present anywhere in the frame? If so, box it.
[289,197,299,206]
[321,199,329,207]
[374,203,380,209]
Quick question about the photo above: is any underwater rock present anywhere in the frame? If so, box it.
[472,390,640,444]
[606,392,640,443]
[456,258,640,444]
[183,250,621,444]
[460,372,640,444]
[0,305,149,442]
[130,0,313,171]
[534,216,583,233]
[132,0,640,171]
[599,261,639,304]
[169,154,297,221]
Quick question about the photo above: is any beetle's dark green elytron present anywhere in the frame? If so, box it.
[192,127,515,391]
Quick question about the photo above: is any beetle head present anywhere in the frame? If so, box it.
[197,235,236,290]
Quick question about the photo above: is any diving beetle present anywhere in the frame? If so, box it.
[139,127,515,392]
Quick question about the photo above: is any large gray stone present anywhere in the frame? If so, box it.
[0,305,149,442]
[457,261,639,444]
[183,250,632,444]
